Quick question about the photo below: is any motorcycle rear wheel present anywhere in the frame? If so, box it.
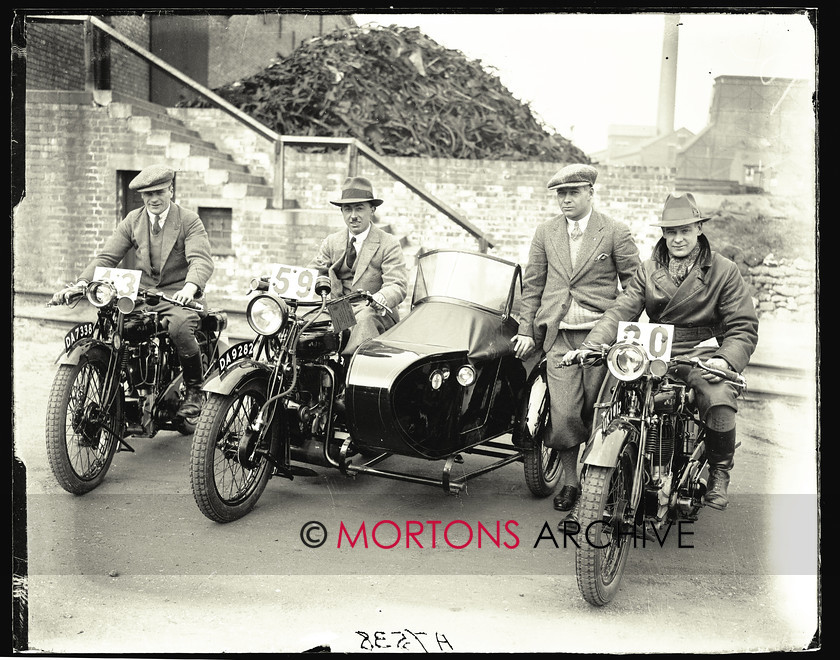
[521,364,562,496]
[575,445,635,606]
[190,381,273,523]
[45,357,122,494]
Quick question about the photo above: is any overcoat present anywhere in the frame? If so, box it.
[79,204,214,297]
[518,210,641,352]
[584,241,759,373]
[308,223,408,314]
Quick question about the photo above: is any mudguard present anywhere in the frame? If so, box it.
[202,359,272,396]
[581,420,638,468]
[55,339,113,366]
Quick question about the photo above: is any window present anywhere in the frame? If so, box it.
[200,207,234,256]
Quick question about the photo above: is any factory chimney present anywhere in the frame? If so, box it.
[657,14,680,136]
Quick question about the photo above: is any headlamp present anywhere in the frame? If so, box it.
[246,294,289,336]
[606,343,649,381]
[86,281,117,308]
[456,365,476,387]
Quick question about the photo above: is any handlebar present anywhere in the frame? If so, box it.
[563,344,746,388]
[47,283,204,312]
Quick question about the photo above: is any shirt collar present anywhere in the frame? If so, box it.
[349,224,371,244]
[567,209,592,233]
[150,204,171,224]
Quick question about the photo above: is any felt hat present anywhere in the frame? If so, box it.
[129,165,175,193]
[652,192,712,227]
[547,163,598,190]
[330,176,383,207]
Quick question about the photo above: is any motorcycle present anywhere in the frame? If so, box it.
[45,266,229,494]
[563,321,747,606]
[189,250,561,523]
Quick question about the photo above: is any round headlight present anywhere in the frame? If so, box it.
[247,294,288,336]
[456,365,476,387]
[430,370,444,390]
[87,282,117,308]
[606,343,648,381]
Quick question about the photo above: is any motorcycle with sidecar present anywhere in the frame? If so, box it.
[189,249,562,523]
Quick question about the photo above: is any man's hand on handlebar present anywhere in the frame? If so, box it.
[370,291,389,316]
[696,357,735,384]
[49,282,87,306]
[170,283,199,306]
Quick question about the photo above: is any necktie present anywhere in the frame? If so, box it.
[570,221,583,241]
[346,236,356,269]
[151,214,162,235]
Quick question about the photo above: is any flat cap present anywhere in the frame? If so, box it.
[547,163,598,190]
[129,165,175,193]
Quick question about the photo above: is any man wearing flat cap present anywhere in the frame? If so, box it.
[308,176,408,357]
[512,163,641,514]
[51,164,215,418]
[564,192,759,510]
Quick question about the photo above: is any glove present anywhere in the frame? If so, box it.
[50,282,86,306]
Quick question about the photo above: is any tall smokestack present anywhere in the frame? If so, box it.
[657,14,680,136]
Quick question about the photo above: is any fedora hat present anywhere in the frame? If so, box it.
[330,176,383,207]
[547,163,598,190]
[652,192,712,227]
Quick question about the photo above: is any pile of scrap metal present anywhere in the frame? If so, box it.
[179,24,590,162]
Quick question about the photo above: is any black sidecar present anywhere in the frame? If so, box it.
[344,249,561,495]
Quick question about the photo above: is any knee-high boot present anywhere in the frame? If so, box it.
[178,352,205,418]
[703,428,736,510]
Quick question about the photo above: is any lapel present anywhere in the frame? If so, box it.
[352,226,380,285]
[547,217,573,279]
[158,204,181,267]
[569,211,606,282]
[658,255,711,317]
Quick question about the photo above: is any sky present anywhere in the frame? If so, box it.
[353,10,817,155]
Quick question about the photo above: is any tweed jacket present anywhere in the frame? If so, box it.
[518,210,641,352]
[583,246,759,373]
[308,223,408,312]
[79,203,214,297]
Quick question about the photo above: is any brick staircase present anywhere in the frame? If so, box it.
[105,92,421,316]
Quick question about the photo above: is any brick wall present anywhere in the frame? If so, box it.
[14,100,815,321]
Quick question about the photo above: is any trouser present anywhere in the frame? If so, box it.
[145,298,202,359]
[341,302,395,357]
[544,329,608,450]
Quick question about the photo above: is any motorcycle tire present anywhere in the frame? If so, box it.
[575,444,635,606]
[190,381,273,523]
[521,365,562,497]
[45,357,122,495]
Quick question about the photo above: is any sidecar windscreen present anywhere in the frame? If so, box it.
[412,249,522,316]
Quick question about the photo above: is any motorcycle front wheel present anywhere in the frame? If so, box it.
[575,444,635,606]
[45,356,123,494]
[190,381,273,523]
[521,364,562,496]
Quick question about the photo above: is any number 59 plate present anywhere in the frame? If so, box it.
[268,264,319,301]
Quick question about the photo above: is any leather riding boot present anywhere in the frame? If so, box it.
[703,428,736,510]
[178,352,206,418]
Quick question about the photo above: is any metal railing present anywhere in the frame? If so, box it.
[26,14,495,252]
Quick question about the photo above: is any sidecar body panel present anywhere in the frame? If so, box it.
[346,250,527,460]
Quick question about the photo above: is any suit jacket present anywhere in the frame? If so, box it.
[79,203,214,297]
[308,223,408,314]
[518,209,641,352]
[583,248,759,373]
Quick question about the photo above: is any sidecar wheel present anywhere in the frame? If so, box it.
[190,382,272,523]
[45,358,122,495]
[521,365,562,497]
[575,445,635,606]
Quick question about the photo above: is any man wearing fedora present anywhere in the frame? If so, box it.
[564,191,759,510]
[308,176,408,357]
[51,164,215,418]
[512,163,641,514]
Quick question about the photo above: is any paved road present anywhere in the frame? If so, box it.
[13,316,819,654]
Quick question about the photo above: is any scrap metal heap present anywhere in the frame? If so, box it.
[180,24,590,162]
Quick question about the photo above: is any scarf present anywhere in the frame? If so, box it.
[667,243,701,286]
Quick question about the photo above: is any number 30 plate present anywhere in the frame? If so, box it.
[617,321,674,361]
